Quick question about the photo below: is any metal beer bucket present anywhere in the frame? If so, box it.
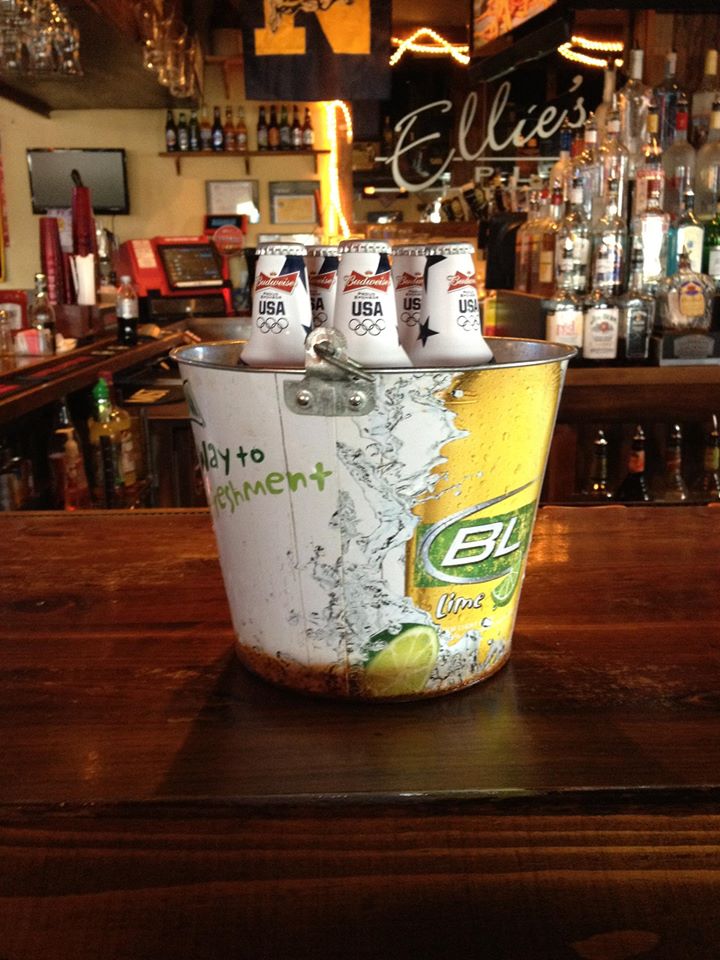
[173,335,574,700]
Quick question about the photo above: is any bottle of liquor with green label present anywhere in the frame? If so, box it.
[582,428,613,500]
[615,424,652,502]
[666,188,704,275]
[702,196,720,288]
[655,423,689,501]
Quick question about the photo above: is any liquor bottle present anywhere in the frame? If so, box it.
[223,107,236,152]
[594,65,617,143]
[691,49,719,149]
[655,423,689,502]
[666,188,704,275]
[573,114,602,223]
[695,97,720,220]
[693,414,720,500]
[590,178,626,297]
[657,247,714,331]
[618,243,655,363]
[188,108,200,152]
[618,48,651,175]
[267,105,280,150]
[583,180,623,363]
[615,425,652,502]
[654,51,682,151]
[633,101,665,217]
[302,107,314,149]
[550,119,574,202]
[48,399,90,511]
[662,94,696,218]
[256,105,269,151]
[291,104,302,150]
[176,111,189,152]
[199,105,212,151]
[115,275,139,346]
[211,106,224,151]
[582,428,613,500]
[279,104,291,150]
[701,196,720,287]
[88,377,122,508]
[28,272,56,355]
[105,373,140,496]
[528,181,550,294]
[544,259,583,350]
[630,175,669,293]
[164,109,177,152]
[235,107,248,153]
[513,191,537,292]
[536,181,564,298]
[555,176,590,295]
[598,99,630,222]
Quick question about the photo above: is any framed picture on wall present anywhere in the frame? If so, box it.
[269,181,319,225]
[205,180,260,223]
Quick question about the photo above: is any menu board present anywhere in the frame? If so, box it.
[158,243,224,289]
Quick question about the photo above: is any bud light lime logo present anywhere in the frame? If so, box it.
[413,488,536,587]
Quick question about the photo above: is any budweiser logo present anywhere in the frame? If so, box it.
[255,271,299,293]
[309,271,336,290]
[343,269,391,293]
[447,271,475,292]
[395,271,422,290]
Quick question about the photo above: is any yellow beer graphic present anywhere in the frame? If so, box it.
[405,360,564,683]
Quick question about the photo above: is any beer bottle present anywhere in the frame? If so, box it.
[268,105,280,150]
[694,413,720,500]
[615,424,652,501]
[235,107,248,153]
[211,106,224,151]
[88,377,122,508]
[257,105,269,151]
[188,108,201,151]
[199,105,212,151]
[164,109,178,152]
[176,111,189,152]
[291,104,302,150]
[223,106,236,151]
[583,428,613,500]
[302,106,314,149]
[655,423,689,501]
[28,272,56,355]
[279,104,291,150]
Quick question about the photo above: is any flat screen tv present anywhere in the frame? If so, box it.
[26,148,130,215]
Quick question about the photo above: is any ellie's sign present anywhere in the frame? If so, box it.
[387,76,588,192]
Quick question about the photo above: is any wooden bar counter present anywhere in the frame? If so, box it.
[1,505,719,958]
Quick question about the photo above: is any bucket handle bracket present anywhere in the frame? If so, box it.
[283,328,376,417]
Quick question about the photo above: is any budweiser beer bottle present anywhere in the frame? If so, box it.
[333,239,410,367]
[305,244,339,329]
[406,242,493,366]
[242,243,312,367]
[391,243,426,350]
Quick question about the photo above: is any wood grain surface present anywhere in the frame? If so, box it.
[1,506,720,958]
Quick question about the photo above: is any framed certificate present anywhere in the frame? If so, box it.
[269,181,319,225]
[205,180,260,222]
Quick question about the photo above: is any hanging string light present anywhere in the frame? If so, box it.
[390,28,470,66]
[557,35,624,69]
[324,100,352,239]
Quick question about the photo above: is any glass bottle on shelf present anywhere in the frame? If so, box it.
[583,179,623,364]
[291,104,302,150]
[693,414,720,500]
[690,49,719,149]
[594,65,617,144]
[550,119,574,202]
[657,247,714,332]
[536,181,564,299]
[256,105,268,151]
[302,107,314,148]
[0,309,15,358]
[211,106,224,151]
[28,272,56,355]
[654,423,689,502]
[555,176,591,296]
[618,48,651,176]
[666,188,704,275]
[164,109,177,152]
[279,104,291,150]
[223,106,236,152]
[544,265,583,350]
[88,377,122,509]
[528,180,550,294]
[590,178,626,297]
[235,107,248,153]
[573,113,602,224]
[199,105,212,151]
[630,176,669,293]
[115,275,139,347]
[695,97,720,220]
[268,105,280,150]
[633,101,664,217]
[188,108,200,152]
[662,94,696,219]
[654,50,682,151]
[701,195,720,288]
[615,425,652,502]
[618,242,655,364]
[582,428,613,500]
[176,111,189,152]
[513,190,537,292]
[598,99,630,222]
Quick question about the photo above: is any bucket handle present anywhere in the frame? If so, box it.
[283,328,376,417]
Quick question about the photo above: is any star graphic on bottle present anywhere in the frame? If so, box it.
[417,317,439,346]
[302,322,314,339]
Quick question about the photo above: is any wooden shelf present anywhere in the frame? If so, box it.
[158,149,330,175]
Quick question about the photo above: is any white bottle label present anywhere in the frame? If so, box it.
[583,306,619,359]
[546,308,583,347]
[708,247,720,278]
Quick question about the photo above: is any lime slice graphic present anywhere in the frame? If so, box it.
[491,554,523,607]
[364,624,439,698]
